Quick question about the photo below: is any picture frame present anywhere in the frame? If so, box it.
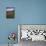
[6,7,15,19]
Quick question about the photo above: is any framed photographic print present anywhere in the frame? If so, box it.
[6,7,15,19]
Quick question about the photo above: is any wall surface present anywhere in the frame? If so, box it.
[0,0,18,44]
[16,0,46,24]
[0,0,46,44]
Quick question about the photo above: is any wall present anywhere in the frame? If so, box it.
[0,0,18,44]
[0,0,46,44]
[16,0,46,24]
